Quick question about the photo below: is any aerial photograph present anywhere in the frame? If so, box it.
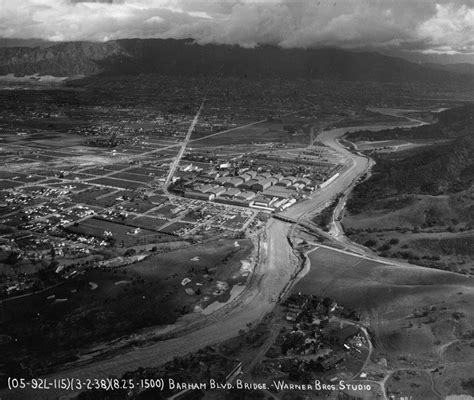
[0,0,473,399]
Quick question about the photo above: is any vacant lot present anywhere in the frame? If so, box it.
[109,171,155,183]
[86,190,131,208]
[122,199,159,213]
[150,204,179,219]
[80,167,112,176]
[69,186,117,206]
[124,238,253,312]
[127,167,160,175]
[129,216,167,231]
[159,221,192,235]
[0,180,22,189]
[192,121,310,147]
[89,177,145,190]
[66,217,175,247]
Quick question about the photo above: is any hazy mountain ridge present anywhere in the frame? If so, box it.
[423,62,474,75]
[0,41,126,76]
[0,38,473,83]
[0,38,56,48]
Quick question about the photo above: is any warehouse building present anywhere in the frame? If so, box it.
[208,186,226,197]
[240,179,259,190]
[224,177,244,187]
[262,187,294,199]
[251,178,273,192]
[222,187,241,198]
[185,191,214,201]
[236,191,256,201]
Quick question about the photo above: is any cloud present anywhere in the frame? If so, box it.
[0,0,472,55]
[417,3,474,53]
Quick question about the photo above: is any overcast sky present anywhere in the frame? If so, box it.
[0,0,473,57]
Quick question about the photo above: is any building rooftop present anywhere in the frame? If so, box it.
[263,187,294,199]
[223,188,241,197]
[207,186,226,195]
[243,179,259,187]
[254,178,274,186]
[236,191,256,200]
[296,177,311,185]
[227,177,244,186]
[195,184,215,193]
[215,176,231,184]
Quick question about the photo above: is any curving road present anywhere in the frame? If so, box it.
[3,218,297,400]
[1,113,430,400]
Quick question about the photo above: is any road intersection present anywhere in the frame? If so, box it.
[2,110,433,400]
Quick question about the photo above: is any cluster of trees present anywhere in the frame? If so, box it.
[313,196,341,231]
[348,135,473,215]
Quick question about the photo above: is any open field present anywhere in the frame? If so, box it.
[69,186,118,205]
[127,166,161,175]
[293,246,474,398]
[191,120,311,147]
[109,171,155,183]
[122,199,159,213]
[334,110,406,128]
[123,238,253,309]
[355,138,448,153]
[0,238,253,380]
[80,167,114,176]
[0,180,22,189]
[89,177,145,190]
[84,190,132,208]
[344,190,474,272]
[159,221,192,234]
[345,194,470,230]
[129,216,167,230]
[65,217,176,246]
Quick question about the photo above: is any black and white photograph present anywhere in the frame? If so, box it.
[0,1,473,399]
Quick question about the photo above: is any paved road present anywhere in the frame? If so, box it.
[164,96,206,187]
[3,219,296,400]
[1,115,429,400]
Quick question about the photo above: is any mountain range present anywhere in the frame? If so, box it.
[1,38,473,83]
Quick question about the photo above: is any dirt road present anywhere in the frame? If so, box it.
[1,114,432,400]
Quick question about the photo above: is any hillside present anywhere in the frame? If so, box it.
[346,104,474,142]
[344,105,474,273]
[348,135,474,208]
[294,246,474,398]
[0,38,473,83]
